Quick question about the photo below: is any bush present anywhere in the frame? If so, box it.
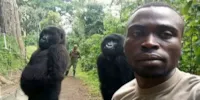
[0,35,25,75]
[24,34,38,46]
[78,34,103,71]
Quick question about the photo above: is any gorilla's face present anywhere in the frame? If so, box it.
[103,40,117,56]
[39,26,65,50]
[101,34,124,57]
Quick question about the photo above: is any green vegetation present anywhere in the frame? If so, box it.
[26,46,37,59]
[1,0,200,97]
[0,35,25,75]
[76,0,200,75]
[76,65,101,98]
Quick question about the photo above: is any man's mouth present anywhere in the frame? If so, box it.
[135,53,164,62]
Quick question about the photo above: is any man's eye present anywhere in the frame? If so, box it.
[132,30,143,37]
[159,31,173,39]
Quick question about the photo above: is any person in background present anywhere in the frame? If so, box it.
[65,44,80,77]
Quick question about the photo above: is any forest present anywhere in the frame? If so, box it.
[0,0,200,99]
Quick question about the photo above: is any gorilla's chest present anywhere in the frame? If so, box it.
[31,56,48,64]
[30,50,48,65]
[23,52,49,80]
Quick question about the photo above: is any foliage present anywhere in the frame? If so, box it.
[83,3,105,35]
[17,0,67,11]
[103,13,125,35]
[67,33,84,51]
[103,1,139,35]
[24,34,38,47]
[65,2,74,15]
[179,0,200,74]
[119,0,139,22]
[0,35,25,75]
[71,12,85,38]
[19,6,47,34]
[18,0,67,36]
[26,46,37,60]
[16,0,200,77]
[74,0,200,75]
[40,11,62,29]
[69,1,105,38]
[78,34,103,71]
[73,0,137,74]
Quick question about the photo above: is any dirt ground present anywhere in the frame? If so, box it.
[1,71,101,100]
[60,76,90,100]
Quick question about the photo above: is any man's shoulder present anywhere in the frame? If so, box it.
[179,70,200,90]
[180,70,200,83]
[180,71,200,99]
[112,79,137,100]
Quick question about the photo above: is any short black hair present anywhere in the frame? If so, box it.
[131,2,182,19]
[129,2,184,34]
[138,2,175,11]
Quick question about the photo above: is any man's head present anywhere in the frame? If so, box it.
[73,44,78,50]
[124,2,184,78]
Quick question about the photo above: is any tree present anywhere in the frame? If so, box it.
[40,11,62,29]
[0,0,25,58]
[19,6,47,35]
[83,3,105,35]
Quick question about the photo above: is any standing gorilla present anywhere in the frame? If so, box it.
[20,26,69,100]
[97,33,135,100]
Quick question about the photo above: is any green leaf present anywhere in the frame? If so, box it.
[181,0,193,14]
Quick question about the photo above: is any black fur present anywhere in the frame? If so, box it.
[20,26,69,100]
[97,33,135,100]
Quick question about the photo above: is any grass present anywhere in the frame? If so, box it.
[0,50,25,75]
[76,65,102,99]
[1,45,37,76]
[26,45,37,59]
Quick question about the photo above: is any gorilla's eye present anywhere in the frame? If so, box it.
[105,41,117,49]
[42,34,49,40]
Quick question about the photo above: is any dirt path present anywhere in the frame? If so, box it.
[1,73,100,100]
[60,76,90,100]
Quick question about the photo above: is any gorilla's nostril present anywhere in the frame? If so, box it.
[40,38,46,43]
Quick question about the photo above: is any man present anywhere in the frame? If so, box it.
[112,2,200,100]
[65,44,80,77]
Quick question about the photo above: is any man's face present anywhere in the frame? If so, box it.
[74,47,77,50]
[124,7,183,78]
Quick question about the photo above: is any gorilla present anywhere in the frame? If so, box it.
[97,33,135,100]
[20,26,69,100]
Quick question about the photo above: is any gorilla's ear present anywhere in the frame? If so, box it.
[60,32,64,39]
[59,31,66,44]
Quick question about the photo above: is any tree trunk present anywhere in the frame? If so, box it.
[0,0,25,58]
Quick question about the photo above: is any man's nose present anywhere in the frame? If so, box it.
[141,34,159,51]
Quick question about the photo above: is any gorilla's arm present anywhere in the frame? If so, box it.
[97,54,113,100]
[48,44,69,81]
[97,54,108,84]
[115,56,134,83]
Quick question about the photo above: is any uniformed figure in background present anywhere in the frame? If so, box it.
[65,45,80,77]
